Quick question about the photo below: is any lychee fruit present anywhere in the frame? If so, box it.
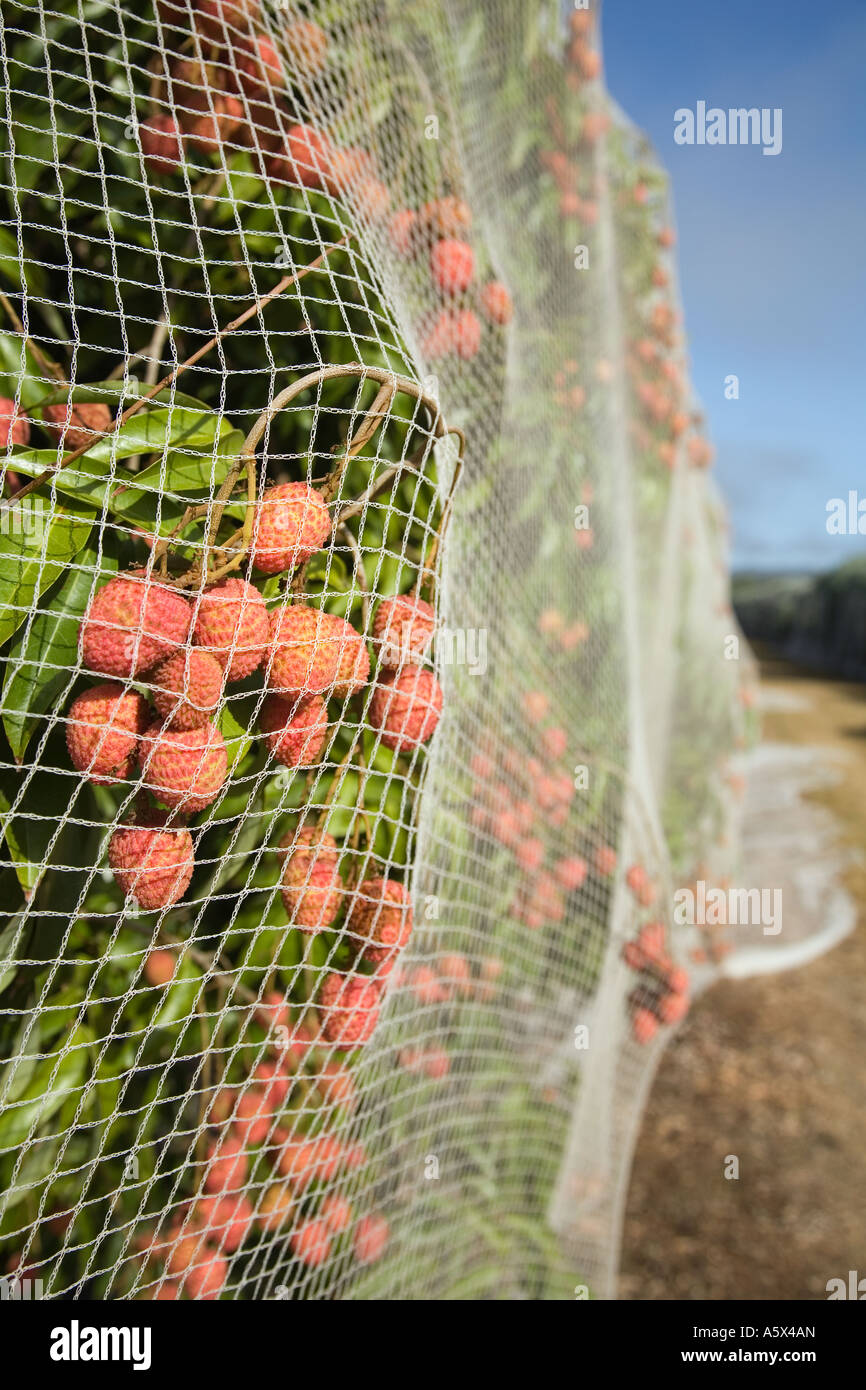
[430,238,474,295]
[279,827,342,931]
[269,123,334,190]
[144,949,178,986]
[323,613,370,698]
[140,114,184,174]
[0,396,30,448]
[369,667,443,753]
[290,1219,331,1267]
[318,972,381,1048]
[194,1193,254,1254]
[138,720,228,813]
[66,681,149,783]
[354,1213,388,1264]
[192,577,269,681]
[203,1135,248,1195]
[452,309,482,359]
[41,400,113,454]
[346,877,413,964]
[594,845,617,877]
[80,574,192,678]
[283,18,328,75]
[258,693,328,768]
[251,482,331,576]
[388,208,417,257]
[236,32,283,98]
[420,196,472,240]
[258,1184,294,1232]
[372,593,435,667]
[266,604,338,697]
[109,819,195,910]
[554,856,588,892]
[631,1007,658,1045]
[479,281,513,325]
[150,648,224,730]
[196,0,261,45]
[183,1251,227,1301]
[184,94,245,153]
[231,1086,273,1146]
[320,1194,352,1235]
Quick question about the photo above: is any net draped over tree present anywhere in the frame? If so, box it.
[0,0,758,1300]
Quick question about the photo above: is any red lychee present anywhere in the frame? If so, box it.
[631,1007,658,1045]
[258,693,328,767]
[251,482,331,576]
[283,18,328,75]
[150,648,224,730]
[80,574,192,678]
[269,123,334,189]
[183,1252,227,1301]
[0,396,30,447]
[430,238,474,295]
[372,593,435,667]
[236,32,283,98]
[194,1193,254,1254]
[109,820,195,910]
[322,613,370,698]
[140,114,184,174]
[320,1194,352,1234]
[192,577,269,681]
[290,1219,331,1267]
[66,681,149,783]
[231,1086,273,1146]
[203,1135,248,1195]
[318,972,381,1048]
[258,1184,294,1232]
[279,827,342,931]
[479,280,513,325]
[144,948,178,986]
[196,0,261,45]
[452,308,482,359]
[41,400,113,453]
[369,667,443,752]
[420,196,472,240]
[354,1213,388,1264]
[266,604,338,697]
[554,856,588,892]
[184,94,245,153]
[346,877,413,964]
[388,208,417,257]
[138,719,228,813]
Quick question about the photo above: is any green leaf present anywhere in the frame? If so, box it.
[0,910,26,994]
[0,1023,90,1153]
[2,542,117,758]
[0,786,38,893]
[0,503,92,648]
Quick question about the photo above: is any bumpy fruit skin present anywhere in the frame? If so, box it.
[184,95,244,153]
[80,574,192,678]
[236,31,283,98]
[480,280,513,325]
[109,820,194,910]
[267,605,338,696]
[323,613,370,698]
[372,594,435,667]
[0,396,30,447]
[347,878,412,964]
[251,482,331,575]
[192,577,269,681]
[369,667,443,752]
[318,973,381,1048]
[41,400,113,453]
[66,681,149,783]
[138,720,228,813]
[259,694,327,768]
[354,1213,388,1264]
[196,0,261,45]
[290,1219,331,1267]
[150,648,224,730]
[430,238,474,295]
[279,828,341,932]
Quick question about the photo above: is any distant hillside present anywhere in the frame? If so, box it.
[733,557,866,677]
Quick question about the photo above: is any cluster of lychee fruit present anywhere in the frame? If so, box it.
[385,195,512,363]
[66,479,442,912]
[620,865,691,1044]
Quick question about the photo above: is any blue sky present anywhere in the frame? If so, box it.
[602,0,866,572]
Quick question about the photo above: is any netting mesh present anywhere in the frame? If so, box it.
[0,0,760,1301]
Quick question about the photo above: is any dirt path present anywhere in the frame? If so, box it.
[618,659,866,1300]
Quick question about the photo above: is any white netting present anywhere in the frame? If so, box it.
[0,0,766,1301]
